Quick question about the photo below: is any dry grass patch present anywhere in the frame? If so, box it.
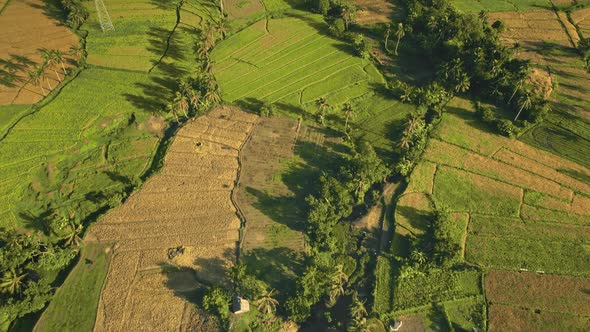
[521,204,590,224]
[406,161,437,194]
[485,270,590,315]
[488,304,590,332]
[571,194,590,215]
[89,107,257,331]
[493,147,590,195]
[354,0,395,25]
[0,0,78,104]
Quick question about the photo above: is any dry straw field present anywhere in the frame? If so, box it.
[0,0,77,104]
[87,107,258,331]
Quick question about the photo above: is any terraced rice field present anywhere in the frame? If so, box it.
[88,107,257,331]
[212,13,412,157]
[212,14,384,113]
[0,0,78,104]
[0,67,161,230]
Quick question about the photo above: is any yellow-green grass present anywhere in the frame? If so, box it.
[392,192,433,256]
[33,244,110,332]
[0,67,160,230]
[211,14,413,156]
[432,166,522,217]
[392,269,481,310]
[373,256,394,314]
[443,297,487,331]
[466,215,590,275]
[0,104,31,135]
[405,161,437,194]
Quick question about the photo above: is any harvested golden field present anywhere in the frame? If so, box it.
[486,270,590,315]
[571,7,590,37]
[488,304,590,332]
[88,107,258,331]
[237,116,305,251]
[0,0,78,104]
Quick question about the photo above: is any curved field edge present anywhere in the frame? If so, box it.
[32,244,110,332]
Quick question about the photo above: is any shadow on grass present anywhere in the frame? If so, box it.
[241,247,303,304]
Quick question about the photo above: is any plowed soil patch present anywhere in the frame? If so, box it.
[89,107,257,331]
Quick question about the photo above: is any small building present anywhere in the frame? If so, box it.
[232,295,250,314]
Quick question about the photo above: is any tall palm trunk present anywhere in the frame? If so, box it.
[53,68,62,82]
[395,35,402,55]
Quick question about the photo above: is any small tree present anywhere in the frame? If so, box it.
[260,102,275,117]
[514,92,532,121]
[384,23,392,51]
[316,97,329,125]
[394,23,405,55]
[342,103,354,132]
[203,286,231,323]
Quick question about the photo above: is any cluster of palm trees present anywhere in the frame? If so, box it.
[60,0,89,29]
[26,47,78,97]
[384,22,405,55]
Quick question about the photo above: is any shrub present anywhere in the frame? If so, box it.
[329,18,346,37]
[259,102,275,117]
[352,34,371,59]
[496,119,519,137]
[203,286,231,323]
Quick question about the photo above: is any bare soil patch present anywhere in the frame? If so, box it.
[0,0,78,104]
[355,0,395,25]
[488,304,590,332]
[89,107,257,331]
[226,0,263,21]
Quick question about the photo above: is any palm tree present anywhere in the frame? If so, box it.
[400,85,414,103]
[384,24,392,51]
[28,66,46,96]
[0,269,27,294]
[63,221,83,247]
[52,50,68,75]
[328,264,348,306]
[341,5,355,31]
[399,134,411,151]
[342,103,354,131]
[218,0,224,14]
[41,49,61,82]
[394,23,405,55]
[40,64,53,90]
[69,45,83,59]
[514,92,532,121]
[349,292,367,321]
[204,89,221,106]
[507,63,530,104]
[316,97,329,125]
[216,18,228,39]
[256,289,279,317]
[410,249,427,265]
[454,74,470,93]
[172,92,189,118]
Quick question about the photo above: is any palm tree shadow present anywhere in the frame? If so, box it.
[29,0,66,24]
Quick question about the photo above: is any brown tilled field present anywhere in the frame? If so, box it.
[87,107,258,331]
[0,0,78,104]
[486,270,590,329]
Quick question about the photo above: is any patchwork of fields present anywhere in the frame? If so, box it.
[387,98,590,330]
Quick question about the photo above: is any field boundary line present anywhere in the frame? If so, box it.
[225,47,343,97]
[254,56,355,101]
[434,138,578,198]
[231,113,260,263]
[0,0,11,15]
[148,0,184,74]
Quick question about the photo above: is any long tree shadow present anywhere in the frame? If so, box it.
[0,54,37,88]
[241,247,303,304]
[29,0,66,23]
